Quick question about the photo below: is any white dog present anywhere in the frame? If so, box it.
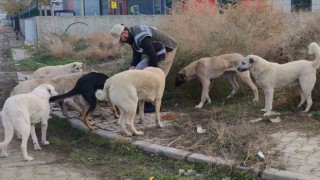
[32,62,84,79]
[175,53,259,108]
[96,67,166,136]
[0,84,58,161]
[237,42,320,116]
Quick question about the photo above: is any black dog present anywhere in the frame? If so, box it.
[50,72,118,129]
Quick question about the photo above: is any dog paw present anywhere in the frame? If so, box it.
[33,144,41,151]
[125,131,133,137]
[226,95,233,99]
[135,131,144,136]
[253,98,259,102]
[261,108,267,112]
[41,140,50,145]
[1,152,8,158]
[195,104,203,108]
[263,112,271,116]
[158,123,164,128]
[24,156,34,161]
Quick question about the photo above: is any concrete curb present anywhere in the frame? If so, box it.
[49,111,320,180]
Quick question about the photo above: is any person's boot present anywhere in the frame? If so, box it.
[144,102,155,113]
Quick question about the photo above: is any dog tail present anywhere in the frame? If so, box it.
[95,80,110,101]
[309,42,320,69]
[0,112,14,148]
[49,89,77,102]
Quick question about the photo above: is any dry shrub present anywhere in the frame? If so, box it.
[173,114,273,166]
[75,33,121,60]
[39,33,75,58]
[161,0,286,68]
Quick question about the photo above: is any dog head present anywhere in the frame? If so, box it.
[72,62,84,73]
[175,70,187,86]
[34,84,59,97]
[237,55,255,72]
[43,84,59,96]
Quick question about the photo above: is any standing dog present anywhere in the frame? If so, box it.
[0,84,58,161]
[176,53,259,108]
[49,72,119,129]
[96,67,166,136]
[237,42,320,116]
[32,62,84,79]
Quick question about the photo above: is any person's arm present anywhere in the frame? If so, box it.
[140,37,159,67]
[130,50,142,69]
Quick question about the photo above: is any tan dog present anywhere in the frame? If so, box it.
[237,42,320,116]
[0,84,58,161]
[11,72,87,117]
[96,67,166,136]
[32,62,84,79]
[175,53,259,108]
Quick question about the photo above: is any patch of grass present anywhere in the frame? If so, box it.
[46,117,254,179]
[15,54,80,71]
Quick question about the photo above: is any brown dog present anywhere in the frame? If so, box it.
[175,53,259,108]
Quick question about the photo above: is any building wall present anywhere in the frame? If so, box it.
[32,15,166,42]
[269,0,320,13]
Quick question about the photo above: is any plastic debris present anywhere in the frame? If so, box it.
[257,151,265,161]
[249,118,263,123]
[179,169,197,176]
[149,176,154,180]
[270,116,281,123]
[196,125,206,134]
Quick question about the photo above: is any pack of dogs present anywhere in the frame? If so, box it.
[1,42,320,161]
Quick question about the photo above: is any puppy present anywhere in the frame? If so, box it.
[237,42,320,116]
[11,72,87,117]
[176,53,259,108]
[96,67,166,136]
[0,84,58,161]
[32,62,84,79]
[49,72,119,129]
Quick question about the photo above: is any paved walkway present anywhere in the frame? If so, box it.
[0,26,98,180]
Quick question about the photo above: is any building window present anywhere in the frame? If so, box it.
[292,0,312,12]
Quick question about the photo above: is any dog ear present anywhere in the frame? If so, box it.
[249,58,254,64]
[73,64,76,68]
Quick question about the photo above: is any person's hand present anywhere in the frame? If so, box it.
[129,66,135,70]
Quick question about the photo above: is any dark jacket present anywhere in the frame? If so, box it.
[128,25,177,67]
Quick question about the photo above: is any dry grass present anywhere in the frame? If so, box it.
[38,32,122,60]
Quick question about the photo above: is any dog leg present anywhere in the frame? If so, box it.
[263,88,275,116]
[138,100,145,124]
[41,120,49,145]
[82,111,94,129]
[155,98,163,128]
[30,124,41,151]
[226,72,239,99]
[0,122,14,158]
[107,101,119,119]
[297,87,306,108]
[300,76,315,112]
[20,123,33,161]
[238,71,259,101]
[126,109,144,136]
[118,109,133,136]
[65,98,83,115]
[196,77,210,108]
[58,101,68,117]
[302,89,313,112]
